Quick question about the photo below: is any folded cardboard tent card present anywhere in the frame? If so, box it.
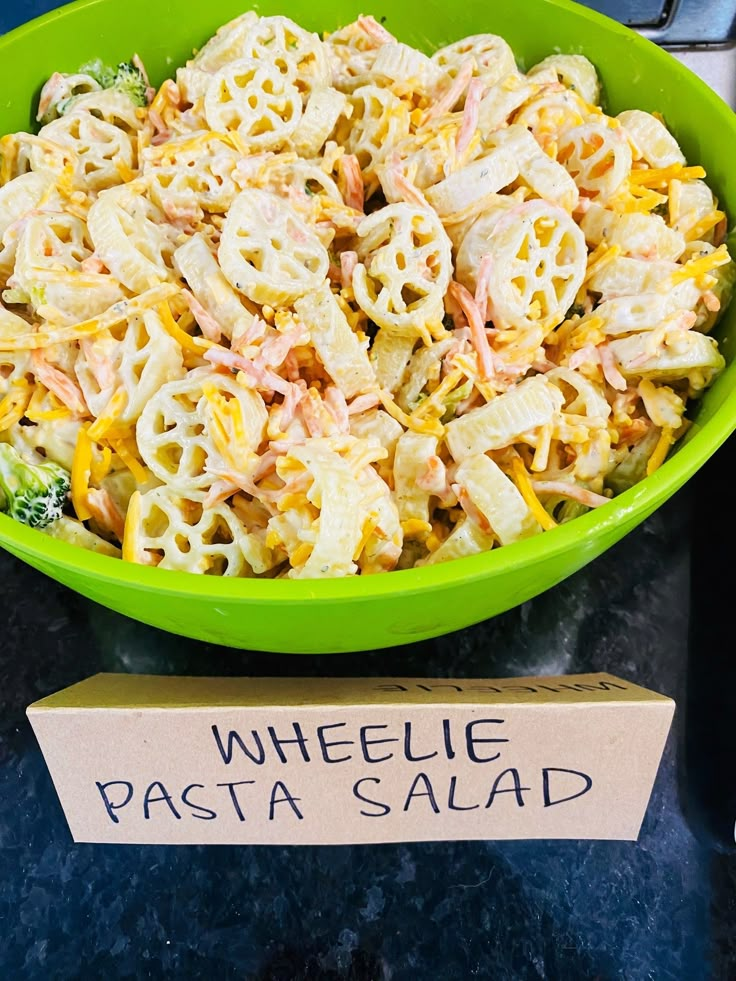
[27,672,674,845]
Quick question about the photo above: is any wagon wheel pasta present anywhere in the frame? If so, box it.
[87,183,178,293]
[352,203,452,338]
[457,199,587,332]
[557,121,632,201]
[125,483,274,575]
[203,59,303,151]
[136,367,268,499]
[431,33,517,92]
[219,187,329,306]
[0,13,732,579]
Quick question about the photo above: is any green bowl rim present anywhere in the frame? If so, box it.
[1,0,736,604]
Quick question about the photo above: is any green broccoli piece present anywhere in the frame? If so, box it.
[111,61,148,107]
[78,58,148,107]
[79,58,118,89]
[0,443,71,529]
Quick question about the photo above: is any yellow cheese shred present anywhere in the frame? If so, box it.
[583,242,621,284]
[24,384,72,423]
[378,390,444,438]
[510,457,558,531]
[411,369,466,420]
[289,542,314,568]
[0,134,17,185]
[685,210,726,243]
[646,426,674,476]
[353,515,380,560]
[0,285,179,351]
[87,388,128,441]
[629,164,705,188]
[114,158,136,183]
[201,382,253,474]
[107,438,148,484]
[121,489,142,563]
[265,528,282,550]
[401,518,432,539]
[0,381,31,431]
[624,184,668,213]
[71,426,93,521]
[90,445,113,485]
[670,244,731,285]
[157,300,214,354]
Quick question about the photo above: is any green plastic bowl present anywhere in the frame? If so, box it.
[1,0,735,653]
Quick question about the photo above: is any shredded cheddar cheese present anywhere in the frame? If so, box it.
[0,382,31,430]
[121,489,141,563]
[107,438,148,484]
[411,368,465,420]
[158,301,214,353]
[201,381,254,474]
[289,542,314,567]
[90,445,113,485]
[583,242,621,283]
[87,388,128,441]
[646,426,675,476]
[401,518,432,539]
[70,427,93,521]
[628,164,705,188]
[510,457,557,531]
[378,390,445,438]
[685,210,726,243]
[669,244,731,285]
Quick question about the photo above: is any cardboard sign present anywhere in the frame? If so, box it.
[27,673,674,845]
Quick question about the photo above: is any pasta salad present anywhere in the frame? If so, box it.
[0,12,732,578]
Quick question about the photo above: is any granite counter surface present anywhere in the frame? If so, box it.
[2,478,736,980]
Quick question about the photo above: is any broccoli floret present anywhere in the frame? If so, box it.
[78,58,148,107]
[111,61,148,107]
[79,58,118,89]
[0,443,70,529]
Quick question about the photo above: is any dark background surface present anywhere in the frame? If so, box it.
[2,2,736,978]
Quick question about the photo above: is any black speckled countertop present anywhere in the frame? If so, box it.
[2,3,736,978]
[3,464,736,980]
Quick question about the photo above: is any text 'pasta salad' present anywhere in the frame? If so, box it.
[0,12,732,578]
